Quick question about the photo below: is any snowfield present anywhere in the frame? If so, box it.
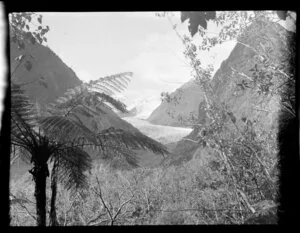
[123,117,193,144]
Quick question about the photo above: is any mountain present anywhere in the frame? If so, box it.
[148,18,293,131]
[148,79,205,127]
[10,41,82,105]
[10,41,145,134]
[159,18,294,166]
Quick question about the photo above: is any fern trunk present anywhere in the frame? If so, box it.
[50,159,59,226]
[30,162,49,226]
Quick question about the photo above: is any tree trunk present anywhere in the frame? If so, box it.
[30,162,49,226]
[50,158,59,226]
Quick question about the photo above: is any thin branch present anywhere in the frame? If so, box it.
[10,193,36,221]
[150,207,248,213]
[252,107,272,113]
[112,193,134,223]
[237,142,274,184]
[94,176,113,222]
[86,212,107,226]
[10,154,20,165]
[236,40,259,54]
[231,67,254,81]
[89,219,110,226]
[237,189,256,214]
[182,138,200,144]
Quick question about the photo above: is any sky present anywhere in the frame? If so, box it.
[39,12,237,107]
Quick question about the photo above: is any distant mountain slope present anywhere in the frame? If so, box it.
[148,80,205,127]
[10,41,82,105]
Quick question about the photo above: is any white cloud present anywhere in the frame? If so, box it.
[75,69,95,83]
[122,30,192,85]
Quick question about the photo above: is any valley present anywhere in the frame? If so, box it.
[8,11,296,226]
[123,117,192,145]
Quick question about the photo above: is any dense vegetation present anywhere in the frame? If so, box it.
[9,11,296,225]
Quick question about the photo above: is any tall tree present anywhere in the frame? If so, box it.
[42,72,169,226]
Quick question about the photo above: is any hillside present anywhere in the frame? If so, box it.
[10,41,82,105]
[161,18,294,166]
[10,41,169,178]
[148,18,292,131]
[148,79,205,127]
[210,18,293,132]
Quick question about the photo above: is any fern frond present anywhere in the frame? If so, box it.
[11,82,37,127]
[102,143,139,169]
[55,146,92,193]
[97,127,169,155]
[87,83,114,96]
[106,78,128,92]
[47,72,132,122]
[11,110,38,150]
[93,92,128,113]
[39,116,98,146]
[85,72,132,95]
[71,105,95,118]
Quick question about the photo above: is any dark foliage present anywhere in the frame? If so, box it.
[181,11,217,36]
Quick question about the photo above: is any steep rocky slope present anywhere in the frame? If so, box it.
[160,18,294,166]
[148,18,292,132]
[10,41,82,105]
[209,18,292,132]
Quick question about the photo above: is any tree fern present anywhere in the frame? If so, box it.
[10,82,93,226]
[40,71,169,161]
[11,71,169,225]
[51,145,92,192]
